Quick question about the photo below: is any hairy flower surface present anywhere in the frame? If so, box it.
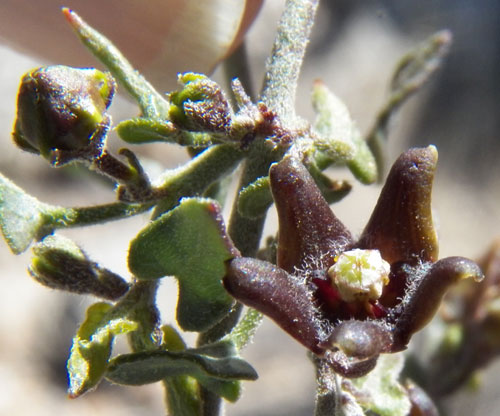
[224,146,484,377]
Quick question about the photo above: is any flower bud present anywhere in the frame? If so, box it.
[30,235,128,300]
[325,320,392,378]
[169,73,232,133]
[13,65,115,162]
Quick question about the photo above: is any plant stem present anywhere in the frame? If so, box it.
[49,201,154,229]
[199,2,321,414]
[63,8,169,118]
[313,357,338,416]
[229,0,319,255]
[227,139,279,257]
[260,0,319,126]
[153,144,244,217]
[214,2,320,413]
[200,387,222,416]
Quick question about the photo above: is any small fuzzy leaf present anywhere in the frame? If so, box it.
[311,81,377,183]
[67,302,138,398]
[0,173,50,254]
[391,30,452,95]
[117,117,213,147]
[311,80,356,162]
[237,176,273,219]
[346,132,378,184]
[30,235,129,300]
[0,173,153,254]
[350,354,411,416]
[224,308,263,351]
[105,343,257,401]
[128,198,239,331]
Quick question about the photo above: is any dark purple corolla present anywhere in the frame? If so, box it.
[224,146,484,377]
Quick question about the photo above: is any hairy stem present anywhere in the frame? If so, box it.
[153,144,244,218]
[50,201,154,230]
[260,0,319,125]
[228,139,280,257]
[63,8,169,118]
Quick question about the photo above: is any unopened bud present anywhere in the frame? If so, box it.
[169,73,231,133]
[13,65,115,162]
[30,235,128,300]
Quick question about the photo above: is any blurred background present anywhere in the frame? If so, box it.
[0,1,499,415]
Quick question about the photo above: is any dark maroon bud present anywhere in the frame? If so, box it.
[169,73,232,134]
[224,257,326,354]
[323,320,392,378]
[358,146,439,265]
[326,320,392,358]
[393,256,484,350]
[269,156,353,273]
[13,66,115,162]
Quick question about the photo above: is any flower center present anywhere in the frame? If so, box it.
[327,249,390,303]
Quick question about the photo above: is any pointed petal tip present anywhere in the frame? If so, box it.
[399,145,438,175]
[358,146,439,264]
[393,256,484,349]
[449,256,485,282]
[426,144,438,162]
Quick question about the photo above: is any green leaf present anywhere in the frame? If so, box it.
[311,81,377,184]
[0,172,152,254]
[311,80,357,162]
[350,353,411,416]
[197,376,241,403]
[30,235,129,300]
[160,325,202,414]
[67,302,138,398]
[346,132,378,185]
[129,198,239,331]
[0,173,55,254]
[117,117,213,147]
[224,308,263,351]
[105,341,257,402]
[237,176,273,219]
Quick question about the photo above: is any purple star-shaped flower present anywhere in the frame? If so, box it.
[224,146,483,377]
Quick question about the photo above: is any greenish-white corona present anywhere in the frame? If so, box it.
[328,249,390,303]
